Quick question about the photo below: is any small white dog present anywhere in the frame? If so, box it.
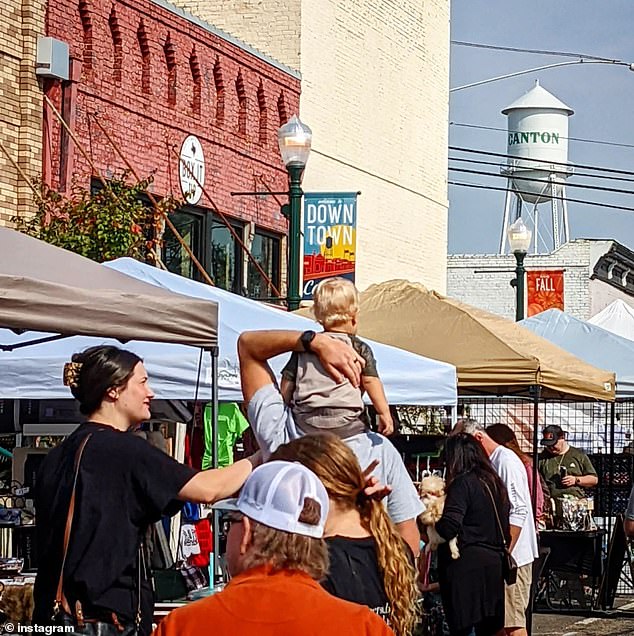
[419,474,460,560]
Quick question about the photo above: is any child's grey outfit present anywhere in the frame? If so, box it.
[281,332,378,439]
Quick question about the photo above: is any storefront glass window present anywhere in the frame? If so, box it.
[163,210,203,280]
[247,231,281,301]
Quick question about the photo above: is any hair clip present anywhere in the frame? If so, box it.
[63,362,83,388]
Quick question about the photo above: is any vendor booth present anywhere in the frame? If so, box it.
[350,280,619,613]
[522,308,634,604]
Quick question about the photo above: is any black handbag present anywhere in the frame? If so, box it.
[484,482,518,586]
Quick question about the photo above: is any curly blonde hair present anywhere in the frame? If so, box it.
[271,434,419,636]
[312,277,359,329]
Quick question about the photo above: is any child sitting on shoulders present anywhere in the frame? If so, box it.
[281,277,394,438]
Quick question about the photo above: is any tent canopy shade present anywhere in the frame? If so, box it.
[0,228,218,348]
[354,280,615,401]
[521,309,634,400]
[101,258,458,406]
[588,300,634,342]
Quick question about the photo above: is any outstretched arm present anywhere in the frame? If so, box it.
[238,330,365,405]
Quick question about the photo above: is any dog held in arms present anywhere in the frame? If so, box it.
[419,474,460,560]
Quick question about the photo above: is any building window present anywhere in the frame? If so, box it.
[209,218,243,293]
[247,230,281,300]
[164,211,247,294]
[163,210,204,280]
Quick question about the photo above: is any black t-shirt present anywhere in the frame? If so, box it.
[32,422,198,634]
[322,536,389,622]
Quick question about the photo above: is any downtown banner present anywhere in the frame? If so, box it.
[302,192,358,300]
[527,270,564,316]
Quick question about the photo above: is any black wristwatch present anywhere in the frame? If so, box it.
[300,330,317,352]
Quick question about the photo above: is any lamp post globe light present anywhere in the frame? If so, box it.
[507,217,532,321]
[278,115,312,311]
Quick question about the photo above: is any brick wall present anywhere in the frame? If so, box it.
[446,241,604,320]
[0,0,45,225]
[169,0,450,293]
[45,0,301,236]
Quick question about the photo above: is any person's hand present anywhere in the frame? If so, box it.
[311,333,365,387]
[377,413,394,436]
[362,459,392,500]
[561,475,577,488]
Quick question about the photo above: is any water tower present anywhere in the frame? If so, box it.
[499,81,574,254]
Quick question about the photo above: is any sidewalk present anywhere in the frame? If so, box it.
[534,599,634,635]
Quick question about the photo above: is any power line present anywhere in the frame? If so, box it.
[450,122,634,151]
[448,156,634,185]
[450,41,623,63]
[450,145,634,178]
[448,165,634,197]
[448,180,634,214]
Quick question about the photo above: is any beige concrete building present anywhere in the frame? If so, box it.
[0,0,45,225]
[171,0,450,293]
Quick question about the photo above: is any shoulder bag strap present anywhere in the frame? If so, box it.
[53,433,93,618]
[483,481,509,550]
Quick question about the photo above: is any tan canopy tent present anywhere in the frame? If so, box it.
[0,227,218,349]
[355,280,615,401]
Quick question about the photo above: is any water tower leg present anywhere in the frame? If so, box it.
[499,181,513,254]
[551,177,560,251]
[533,204,539,254]
[561,185,570,244]
[514,194,523,222]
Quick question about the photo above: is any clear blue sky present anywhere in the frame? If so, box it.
[449,0,634,254]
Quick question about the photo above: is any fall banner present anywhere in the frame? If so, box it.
[527,270,564,317]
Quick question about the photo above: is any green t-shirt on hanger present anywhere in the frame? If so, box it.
[203,403,250,469]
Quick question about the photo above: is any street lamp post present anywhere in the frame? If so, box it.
[278,115,312,311]
[507,217,532,321]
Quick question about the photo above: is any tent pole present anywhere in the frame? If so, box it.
[211,347,220,586]
[528,385,541,636]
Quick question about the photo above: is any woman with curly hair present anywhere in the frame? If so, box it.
[270,433,419,636]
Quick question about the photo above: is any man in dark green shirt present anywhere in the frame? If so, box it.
[538,425,598,500]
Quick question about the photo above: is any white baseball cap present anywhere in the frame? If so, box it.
[213,461,329,539]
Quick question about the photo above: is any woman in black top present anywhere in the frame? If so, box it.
[33,346,258,635]
[435,434,510,636]
[270,433,418,636]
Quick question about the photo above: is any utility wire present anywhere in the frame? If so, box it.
[448,180,634,214]
[448,156,634,185]
[450,41,623,63]
[448,165,634,197]
[450,145,634,178]
[450,122,634,151]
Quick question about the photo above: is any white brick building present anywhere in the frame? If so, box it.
[169,0,450,293]
[447,239,634,321]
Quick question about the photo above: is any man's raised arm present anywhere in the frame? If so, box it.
[238,330,364,405]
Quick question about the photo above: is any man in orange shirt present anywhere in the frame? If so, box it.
[154,461,393,636]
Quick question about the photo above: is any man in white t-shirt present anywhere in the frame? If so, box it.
[237,330,423,557]
[458,419,539,636]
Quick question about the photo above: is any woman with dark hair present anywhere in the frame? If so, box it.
[270,433,419,636]
[435,434,510,636]
[485,423,545,527]
[32,345,260,635]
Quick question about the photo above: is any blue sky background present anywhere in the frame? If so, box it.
[449,0,634,254]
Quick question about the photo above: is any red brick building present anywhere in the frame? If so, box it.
[44,0,300,298]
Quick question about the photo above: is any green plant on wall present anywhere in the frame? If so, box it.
[14,173,181,263]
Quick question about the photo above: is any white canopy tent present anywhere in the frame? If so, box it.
[0,258,457,406]
[588,299,634,342]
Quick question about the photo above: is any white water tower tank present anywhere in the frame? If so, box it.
[501,81,574,203]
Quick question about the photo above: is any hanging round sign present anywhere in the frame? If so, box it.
[179,135,205,204]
